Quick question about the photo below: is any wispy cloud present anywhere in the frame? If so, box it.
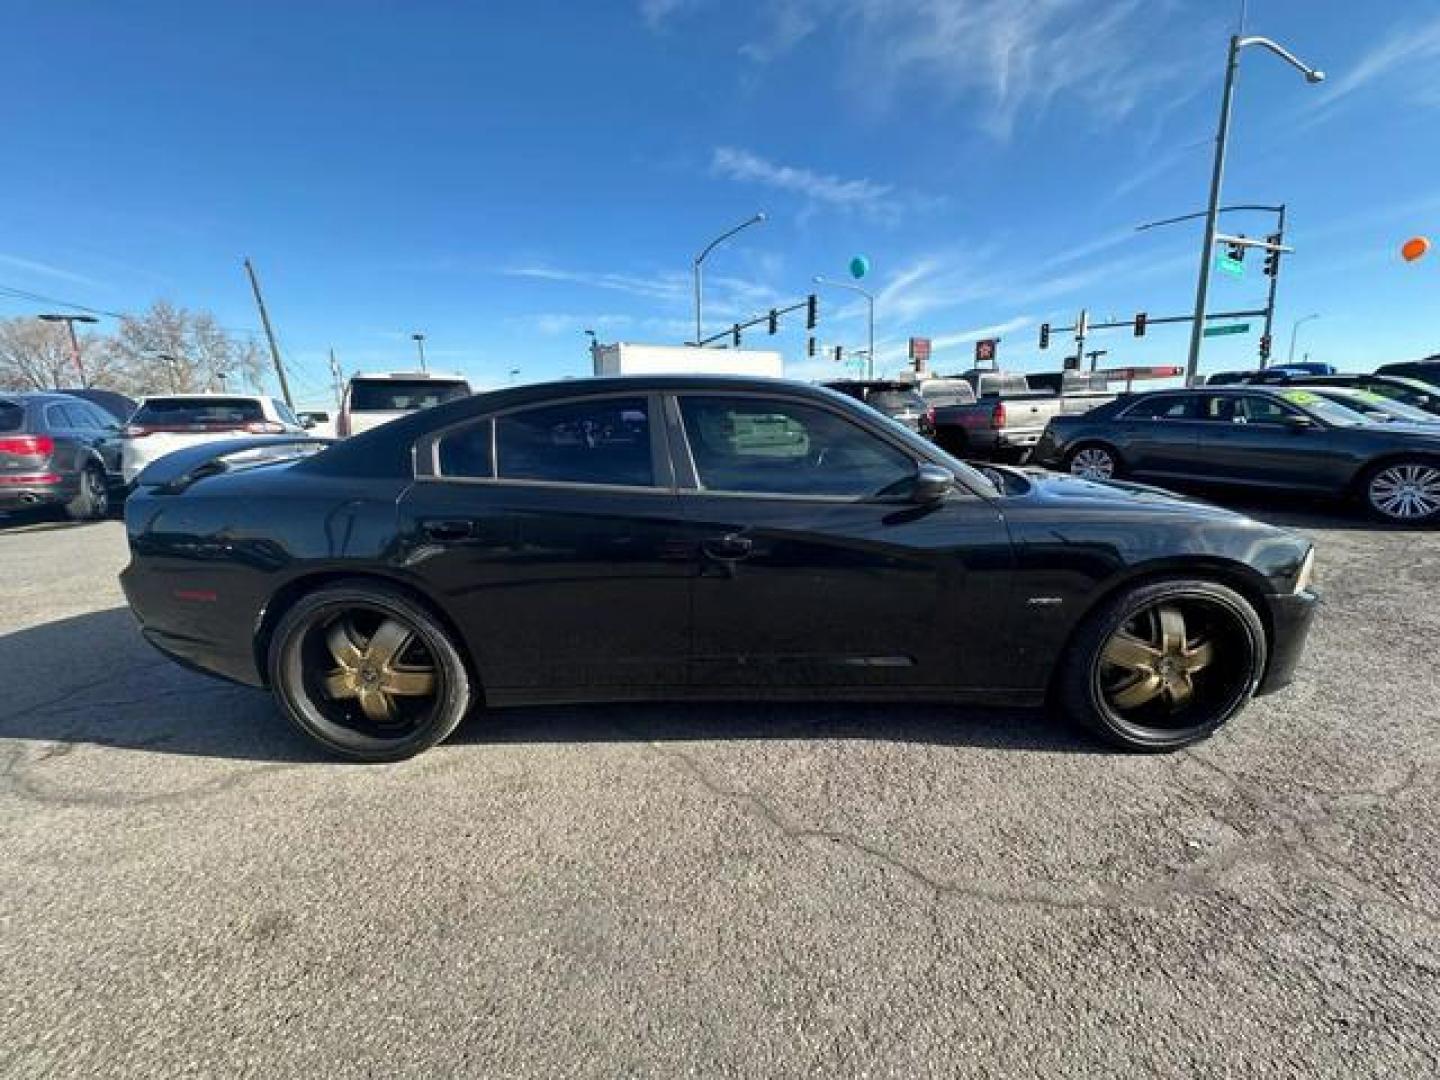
[710,146,906,221]
[638,0,698,31]
[0,253,107,289]
[1310,13,1440,117]
[930,315,1033,350]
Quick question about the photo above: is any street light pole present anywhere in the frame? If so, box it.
[1288,313,1320,364]
[411,332,427,372]
[38,313,98,387]
[1184,35,1324,387]
[693,212,766,345]
[813,276,875,379]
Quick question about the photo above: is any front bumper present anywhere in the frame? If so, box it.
[1256,589,1319,697]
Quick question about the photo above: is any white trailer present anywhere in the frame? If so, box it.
[592,343,783,379]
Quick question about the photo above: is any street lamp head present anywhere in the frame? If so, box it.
[1306,68,1326,84]
[753,211,767,223]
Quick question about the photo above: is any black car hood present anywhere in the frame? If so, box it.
[992,466,1248,521]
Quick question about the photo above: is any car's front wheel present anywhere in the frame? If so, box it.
[267,582,474,761]
[1055,579,1267,752]
[1361,459,1440,525]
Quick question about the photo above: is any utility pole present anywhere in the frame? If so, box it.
[328,348,344,407]
[1260,203,1286,367]
[243,257,293,407]
[1074,308,1089,372]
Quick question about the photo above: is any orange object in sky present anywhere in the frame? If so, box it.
[1401,236,1430,262]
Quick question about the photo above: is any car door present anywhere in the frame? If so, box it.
[667,391,1015,692]
[1198,393,1346,490]
[1107,394,1204,478]
[398,391,693,697]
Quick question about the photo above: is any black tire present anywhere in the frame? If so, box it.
[1063,442,1122,481]
[64,464,109,521]
[1358,458,1440,525]
[1054,578,1267,752]
[267,581,473,761]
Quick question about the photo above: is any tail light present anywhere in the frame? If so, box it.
[244,421,285,434]
[924,406,936,429]
[990,401,1007,429]
[0,435,54,456]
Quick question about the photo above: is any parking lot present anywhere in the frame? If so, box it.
[1,497,1436,1078]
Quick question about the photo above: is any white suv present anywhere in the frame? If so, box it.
[337,372,471,436]
[121,394,308,484]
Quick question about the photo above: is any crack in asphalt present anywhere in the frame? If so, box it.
[637,733,1438,926]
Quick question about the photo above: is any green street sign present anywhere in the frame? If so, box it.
[1203,323,1251,338]
[1216,254,1245,277]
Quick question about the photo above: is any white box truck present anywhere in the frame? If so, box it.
[592,343,783,379]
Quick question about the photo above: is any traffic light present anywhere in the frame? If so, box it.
[805,294,818,330]
[767,308,778,334]
[1226,235,1247,262]
[807,336,816,357]
[1039,322,1051,350]
[1259,333,1272,362]
[1134,311,1148,338]
[1263,234,1282,277]
[732,324,741,347]
[975,338,997,365]
[832,345,842,363]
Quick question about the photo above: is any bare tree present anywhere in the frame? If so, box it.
[108,301,267,393]
[0,319,84,390]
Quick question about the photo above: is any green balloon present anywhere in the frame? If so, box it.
[849,255,869,280]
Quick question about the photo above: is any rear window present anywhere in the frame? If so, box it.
[867,390,926,413]
[349,379,469,412]
[0,401,25,432]
[133,398,265,426]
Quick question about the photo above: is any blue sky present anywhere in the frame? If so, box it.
[1,0,1438,406]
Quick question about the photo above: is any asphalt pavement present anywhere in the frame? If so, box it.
[1,500,1436,1078]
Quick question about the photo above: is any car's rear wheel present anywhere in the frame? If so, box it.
[267,582,473,761]
[1055,579,1266,752]
[64,465,109,521]
[1065,443,1120,481]
[1362,460,1440,524]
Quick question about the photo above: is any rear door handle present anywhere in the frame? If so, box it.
[422,519,473,542]
[702,533,753,561]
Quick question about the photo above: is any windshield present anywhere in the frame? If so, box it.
[1337,393,1436,423]
[350,379,470,411]
[1278,390,1374,427]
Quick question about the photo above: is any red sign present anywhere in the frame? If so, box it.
[908,337,931,363]
[975,338,998,364]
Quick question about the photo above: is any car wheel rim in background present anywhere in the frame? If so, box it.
[1369,464,1440,520]
[1070,448,1114,480]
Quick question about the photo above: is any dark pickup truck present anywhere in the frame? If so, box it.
[929,369,1115,461]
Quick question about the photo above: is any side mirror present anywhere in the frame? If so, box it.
[1283,414,1316,431]
[911,463,955,504]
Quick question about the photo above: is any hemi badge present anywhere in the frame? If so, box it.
[1026,596,1063,607]
[174,589,219,602]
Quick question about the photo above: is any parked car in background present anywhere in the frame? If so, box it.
[297,410,337,438]
[121,374,1317,761]
[1032,387,1440,524]
[1225,371,1440,415]
[337,371,472,436]
[1295,386,1440,426]
[121,394,308,484]
[929,368,1114,460]
[57,388,136,423]
[0,391,124,519]
[821,380,931,433]
[1376,358,1440,390]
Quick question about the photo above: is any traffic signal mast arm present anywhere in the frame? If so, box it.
[1043,308,1270,338]
[693,294,816,348]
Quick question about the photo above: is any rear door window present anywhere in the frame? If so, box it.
[495,397,653,487]
[436,419,494,478]
[0,401,24,432]
[1122,395,1199,420]
[132,398,265,426]
[349,379,470,412]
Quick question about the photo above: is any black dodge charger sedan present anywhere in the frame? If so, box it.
[121,376,1317,761]
[1033,386,1440,524]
